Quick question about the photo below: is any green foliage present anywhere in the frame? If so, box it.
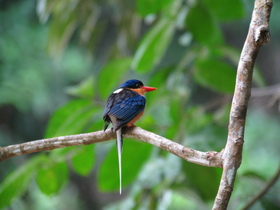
[194,56,236,93]
[136,0,172,16]
[167,191,200,210]
[204,0,245,22]
[98,139,153,191]
[185,2,223,45]
[71,144,95,176]
[0,155,45,208]
[182,162,222,200]
[47,7,78,56]
[97,58,132,99]
[132,0,181,72]
[66,76,95,99]
[132,18,175,72]
[45,99,98,138]
[185,107,214,134]
[36,161,69,195]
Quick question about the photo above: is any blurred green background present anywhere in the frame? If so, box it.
[0,0,279,209]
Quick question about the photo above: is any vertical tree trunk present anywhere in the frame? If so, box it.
[212,0,273,209]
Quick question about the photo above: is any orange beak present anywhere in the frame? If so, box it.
[142,86,157,92]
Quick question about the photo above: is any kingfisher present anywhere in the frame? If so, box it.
[103,79,157,194]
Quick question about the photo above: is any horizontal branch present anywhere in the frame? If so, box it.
[0,127,223,168]
[0,130,115,161]
[124,127,223,167]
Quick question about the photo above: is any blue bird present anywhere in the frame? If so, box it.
[103,79,157,194]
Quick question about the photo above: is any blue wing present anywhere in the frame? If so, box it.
[103,89,146,131]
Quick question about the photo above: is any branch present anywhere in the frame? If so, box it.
[0,127,223,168]
[212,0,273,209]
[252,84,280,97]
[0,130,114,161]
[251,84,280,110]
[242,165,280,210]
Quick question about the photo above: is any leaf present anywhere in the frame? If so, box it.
[86,118,105,133]
[36,161,69,196]
[149,66,172,88]
[217,46,265,87]
[169,97,182,125]
[136,0,172,16]
[132,18,175,72]
[142,67,172,111]
[168,191,198,209]
[71,145,95,176]
[194,57,236,93]
[0,155,45,208]
[66,75,94,98]
[204,0,245,22]
[185,107,213,135]
[97,57,132,100]
[47,2,79,57]
[185,2,223,45]
[98,139,153,191]
[165,125,178,140]
[182,161,222,200]
[45,99,98,138]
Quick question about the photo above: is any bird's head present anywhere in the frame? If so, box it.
[120,79,157,95]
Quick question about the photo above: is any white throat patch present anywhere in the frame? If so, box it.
[113,88,123,94]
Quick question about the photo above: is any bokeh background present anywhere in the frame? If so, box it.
[0,0,279,209]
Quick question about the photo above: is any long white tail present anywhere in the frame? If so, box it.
[116,129,122,194]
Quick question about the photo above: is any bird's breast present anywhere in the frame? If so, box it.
[126,110,144,126]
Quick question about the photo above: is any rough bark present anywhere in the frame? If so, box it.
[212,0,273,209]
[0,127,222,168]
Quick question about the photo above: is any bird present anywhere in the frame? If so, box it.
[103,79,157,194]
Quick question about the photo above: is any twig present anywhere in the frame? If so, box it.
[212,0,273,209]
[0,127,223,168]
[252,84,280,97]
[251,84,280,109]
[242,165,280,210]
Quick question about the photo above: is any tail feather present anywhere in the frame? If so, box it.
[116,129,123,194]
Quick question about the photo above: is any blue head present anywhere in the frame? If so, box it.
[120,79,144,89]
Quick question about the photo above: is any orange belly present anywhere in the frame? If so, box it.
[126,111,144,126]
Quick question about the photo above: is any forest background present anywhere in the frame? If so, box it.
[0,0,279,209]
